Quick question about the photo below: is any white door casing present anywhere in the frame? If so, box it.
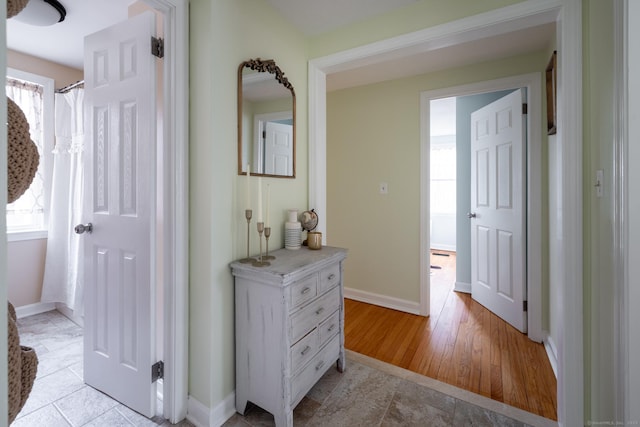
[264,121,294,176]
[470,89,526,333]
[83,11,158,418]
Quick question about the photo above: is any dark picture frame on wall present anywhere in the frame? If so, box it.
[546,50,557,135]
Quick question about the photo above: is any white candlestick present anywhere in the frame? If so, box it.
[266,184,270,226]
[257,177,263,222]
[246,164,251,210]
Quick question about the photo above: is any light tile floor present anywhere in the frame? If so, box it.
[14,310,193,427]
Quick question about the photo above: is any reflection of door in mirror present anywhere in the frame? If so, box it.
[238,58,296,178]
[253,112,293,175]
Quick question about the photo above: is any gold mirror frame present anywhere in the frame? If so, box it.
[237,58,296,178]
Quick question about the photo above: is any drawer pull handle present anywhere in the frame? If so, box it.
[315,360,326,371]
[327,324,336,332]
[301,345,311,356]
[316,307,325,316]
[301,287,311,295]
[327,274,336,281]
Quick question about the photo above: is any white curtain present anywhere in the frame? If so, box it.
[41,88,85,314]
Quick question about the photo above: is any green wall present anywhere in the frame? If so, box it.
[326,52,548,304]
[583,0,615,422]
[189,0,309,407]
[309,0,527,58]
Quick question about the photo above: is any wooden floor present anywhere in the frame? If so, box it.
[344,250,557,420]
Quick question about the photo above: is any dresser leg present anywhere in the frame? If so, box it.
[337,353,346,373]
[274,410,293,427]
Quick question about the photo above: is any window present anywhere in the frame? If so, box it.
[6,68,54,241]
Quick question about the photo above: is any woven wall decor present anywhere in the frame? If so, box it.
[7,97,40,204]
[7,302,38,424]
[7,0,29,18]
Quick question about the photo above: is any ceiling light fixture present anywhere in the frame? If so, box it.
[13,0,66,26]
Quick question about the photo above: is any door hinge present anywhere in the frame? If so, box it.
[522,103,528,114]
[151,37,164,59]
[523,301,528,312]
[262,130,266,139]
[152,361,164,382]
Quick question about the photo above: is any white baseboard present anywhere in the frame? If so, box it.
[431,245,456,252]
[454,281,471,293]
[187,392,236,427]
[344,287,420,315]
[14,302,56,319]
[55,303,84,327]
[544,334,558,379]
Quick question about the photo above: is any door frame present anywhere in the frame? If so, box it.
[308,0,583,424]
[139,0,189,422]
[419,73,542,341]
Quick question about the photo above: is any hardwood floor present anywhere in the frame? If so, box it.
[344,250,558,420]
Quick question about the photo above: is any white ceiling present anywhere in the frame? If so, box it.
[6,0,554,92]
[7,0,133,70]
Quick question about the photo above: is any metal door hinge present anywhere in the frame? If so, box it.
[152,361,164,382]
[152,37,164,58]
[523,301,528,312]
[522,103,528,115]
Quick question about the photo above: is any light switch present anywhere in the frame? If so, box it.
[379,182,388,194]
[595,169,603,198]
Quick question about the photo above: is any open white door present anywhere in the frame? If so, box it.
[470,89,527,333]
[264,121,293,175]
[81,12,159,417]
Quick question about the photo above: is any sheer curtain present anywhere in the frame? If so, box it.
[41,88,85,314]
[5,79,45,229]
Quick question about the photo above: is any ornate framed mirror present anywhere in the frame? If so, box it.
[238,58,296,178]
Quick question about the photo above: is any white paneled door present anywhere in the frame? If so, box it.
[264,121,293,176]
[470,89,527,333]
[82,12,159,417]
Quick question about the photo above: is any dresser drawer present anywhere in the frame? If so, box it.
[289,286,340,343]
[291,334,340,407]
[318,263,341,294]
[318,310,340,347]
[288,274,317,309]
[290,329,319,375]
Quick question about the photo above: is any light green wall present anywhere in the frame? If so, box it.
[583,0,615,422]
[327,51,548,303]
[309,0,526,58]
[189,0,308,406]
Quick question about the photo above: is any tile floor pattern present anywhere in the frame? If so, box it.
[14,310,194,427]
[16,309,557,427]
[225,351,558,427]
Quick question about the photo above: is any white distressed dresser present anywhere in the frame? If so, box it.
[230,246,348,427]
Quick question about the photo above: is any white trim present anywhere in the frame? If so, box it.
[55,303,84,327]
[454,281,472,294]
[615,0,633,424]
[141,0,190,423]
[13,302,55,319]
[419,73,543,342]
[344,288,420,315]
[186,393,237,427]
[7,230,47,242]
[309,1,582,424]
[556,1,583,424]
[544,333,559,379]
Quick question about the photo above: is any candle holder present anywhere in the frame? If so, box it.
[263,227,275,261]
[239,209,254,263]
[252,222,270,267]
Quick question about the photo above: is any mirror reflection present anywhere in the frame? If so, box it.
[238,59,296,178]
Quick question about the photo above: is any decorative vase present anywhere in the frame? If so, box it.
[284,209,301,250]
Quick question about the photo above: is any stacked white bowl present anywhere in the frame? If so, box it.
[285,209,301,250]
